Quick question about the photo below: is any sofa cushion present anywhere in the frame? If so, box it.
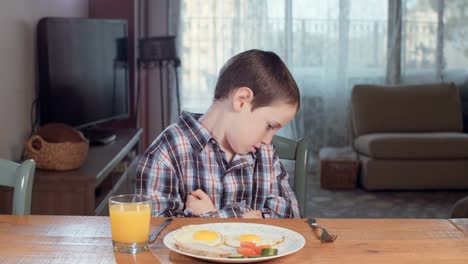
[354,132,468,159]
[359,156,468,190]
[351,83,463,137]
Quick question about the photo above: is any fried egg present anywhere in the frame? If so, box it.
[224,233,284,248]
[175,242,232,258]
[172,225,223,247]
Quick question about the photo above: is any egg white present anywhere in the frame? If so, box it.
[172,225,223,247]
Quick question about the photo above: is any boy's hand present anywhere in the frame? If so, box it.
[185,189,217,215]
[242,210,263,218]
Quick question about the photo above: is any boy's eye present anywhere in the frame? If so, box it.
[267,123,275,130]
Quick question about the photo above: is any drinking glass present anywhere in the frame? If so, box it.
[109,194,152,253]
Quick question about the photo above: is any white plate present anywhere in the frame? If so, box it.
[163,222,305,263]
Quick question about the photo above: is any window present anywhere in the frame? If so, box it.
[178,0,468,147]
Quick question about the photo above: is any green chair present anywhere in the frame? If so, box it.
[0,159,36,215]
[450,196,468,218]
[272,135,310,217]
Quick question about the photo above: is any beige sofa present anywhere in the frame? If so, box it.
[351,83,468,190]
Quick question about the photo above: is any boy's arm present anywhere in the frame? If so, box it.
[216,202,256,218]
[135,154,185,217]
[185,190,255,218]
[262,152,302,218]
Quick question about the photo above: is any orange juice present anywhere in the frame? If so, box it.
[109,203,151,243]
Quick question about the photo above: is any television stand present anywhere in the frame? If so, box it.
[0,128,143,215]
[84,127,117,145]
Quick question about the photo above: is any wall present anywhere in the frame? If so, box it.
[0,0,88,160]
[145,0,169,145]
[143,0,180,148]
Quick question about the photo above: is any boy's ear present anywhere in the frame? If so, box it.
[232,87,254,111]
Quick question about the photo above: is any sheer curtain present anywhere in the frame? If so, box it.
[401,0,468,85]
[175,0,468,154]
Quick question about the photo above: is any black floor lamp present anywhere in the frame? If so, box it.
[137,36,181,128]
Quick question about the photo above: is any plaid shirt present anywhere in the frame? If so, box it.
[136,112,301,218]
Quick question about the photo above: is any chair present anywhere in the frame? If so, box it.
[450,196,468,218]
[272,135,310,217]
[0,159,36,215]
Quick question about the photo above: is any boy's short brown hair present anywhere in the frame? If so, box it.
[214,49,300,110]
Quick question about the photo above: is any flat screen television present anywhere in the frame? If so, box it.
[37,17,129,144]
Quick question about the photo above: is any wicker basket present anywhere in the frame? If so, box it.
[320,159,360,189]
[24,123,89,171]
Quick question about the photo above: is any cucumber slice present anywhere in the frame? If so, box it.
[228,254,244,259]
[261,248,278,256]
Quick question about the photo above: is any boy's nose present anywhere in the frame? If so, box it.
[261,132,274,145]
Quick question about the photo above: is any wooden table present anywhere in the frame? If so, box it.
[1,215,468,263]
[450,218,468,236]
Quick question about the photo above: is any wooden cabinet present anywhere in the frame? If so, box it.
[0,128,142,216]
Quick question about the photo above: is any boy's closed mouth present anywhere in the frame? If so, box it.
[251,146,260,153]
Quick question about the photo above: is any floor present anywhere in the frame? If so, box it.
[296,161,468,219]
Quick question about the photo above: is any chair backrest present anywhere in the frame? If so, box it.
[351,83,463,137]
[0,159,36,215]
[272,135,310,217]
[450,196,468,218]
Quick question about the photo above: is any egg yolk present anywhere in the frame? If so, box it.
[193,230,219,241]
[239,234,261,243]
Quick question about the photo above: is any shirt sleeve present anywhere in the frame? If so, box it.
[217,201,252,218]
[135,153,185,217]
[262,151,302,218]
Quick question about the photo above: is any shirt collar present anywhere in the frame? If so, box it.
[227,152,257,172]
[178,111,213,152]
[178,111,258,167]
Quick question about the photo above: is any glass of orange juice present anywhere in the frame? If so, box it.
[109,194,152,253]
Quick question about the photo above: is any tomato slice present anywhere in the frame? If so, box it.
[254,245,271,255]
[240,241,256,249]
[236,247,256,257]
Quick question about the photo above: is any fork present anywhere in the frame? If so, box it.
[307,218,337,243]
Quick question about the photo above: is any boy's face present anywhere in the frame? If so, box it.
[226,100,297,155]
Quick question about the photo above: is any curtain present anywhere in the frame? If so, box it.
[175,0,468,153]
[401,0,468,85]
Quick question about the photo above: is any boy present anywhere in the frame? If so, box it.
[136,49,301,218]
